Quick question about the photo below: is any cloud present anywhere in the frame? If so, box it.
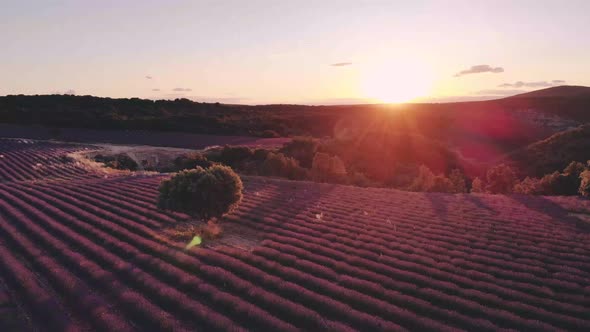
[145,75,153,79]
[172,88,192,92]
[152,88,160,91]
[330,62,352,67]
[454,64,504,77]
[497,80,566,88]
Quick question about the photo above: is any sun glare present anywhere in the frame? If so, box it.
[360,61,433,103]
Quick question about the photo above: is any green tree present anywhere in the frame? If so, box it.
[157,165,243,221]
[484,164,517,194]
[408,165,435,192]
[261,152,308,180]
[311,152,347,183]
[448,169,467,193]
[280,137,319,168]
[471,177,484,193]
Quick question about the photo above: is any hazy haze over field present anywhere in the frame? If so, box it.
[1,0,590,104]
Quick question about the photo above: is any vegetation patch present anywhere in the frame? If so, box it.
[157,165,243,245]
[94,153,138,171]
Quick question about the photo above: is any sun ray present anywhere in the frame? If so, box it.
[360,60,433,103]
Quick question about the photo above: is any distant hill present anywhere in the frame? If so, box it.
[505,124,590,176]
[507,85,590,99]
[2,87,590,166]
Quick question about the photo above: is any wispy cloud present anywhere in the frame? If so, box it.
[172,88,192,92]
[330,62,352,67]
[454,64,504,77]
[152,88,160,91]
[497,80,566,88]
[145,75,153,79]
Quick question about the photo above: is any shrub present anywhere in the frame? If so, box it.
[311,152,347,183]
[95,153,138,171]
[563,161,585,177]
[215,146,254,168]
[514,166,583,196]
[514,177,541,195]
[94,154,106,162]
[408,165,435,192]
[157,165,243,221]
[252,148,271,161]
[579,170,590,197]
[538,171,579,195]
[448,169,467,193]
[471,177,484,193]
[407,165,460,193]
[280,137,319,168]
[484,164,517,194]
[261,152,308,180]
[173,152,212,170]
[114,154,138,171]
[430,175,456,193]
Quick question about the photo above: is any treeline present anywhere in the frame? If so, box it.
[166,135,466,188]
[0,94,389,137]
[506,124,590,177]
[487,162,590,196]
[0,94,276,137]
[152,137,590,197]
[0,94,546,151]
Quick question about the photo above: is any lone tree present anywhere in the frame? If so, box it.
[157,165,243,222]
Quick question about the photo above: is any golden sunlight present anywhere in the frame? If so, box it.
[359,61,433,103]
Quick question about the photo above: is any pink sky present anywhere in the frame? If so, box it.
[1,0,589,104]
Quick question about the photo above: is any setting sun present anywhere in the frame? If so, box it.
[360,61,433,103]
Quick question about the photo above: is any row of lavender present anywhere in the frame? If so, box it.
[1,170,589,330]
[0,139,98,183]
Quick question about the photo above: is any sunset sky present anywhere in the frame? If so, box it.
[2,0,589,104]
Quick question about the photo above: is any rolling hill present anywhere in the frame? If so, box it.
[507,85,590,99]
[0,138,589,331]
[2,86,590,139]
[505,124,590,176]
[2,86,590,169]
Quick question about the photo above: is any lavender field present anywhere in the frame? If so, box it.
[0,138,589,331]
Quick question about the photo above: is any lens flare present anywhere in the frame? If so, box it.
[185,235,202,249]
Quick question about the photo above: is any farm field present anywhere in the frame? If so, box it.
[0,138,589,331]
[0,124,290,150]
